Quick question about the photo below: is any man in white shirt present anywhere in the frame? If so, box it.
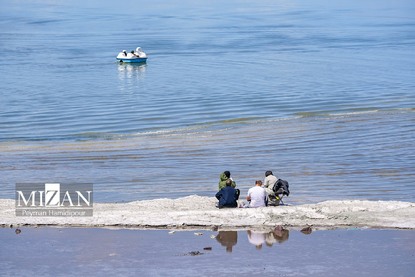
[246,180,267,208]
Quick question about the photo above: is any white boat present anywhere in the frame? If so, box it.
[116,47,147,63]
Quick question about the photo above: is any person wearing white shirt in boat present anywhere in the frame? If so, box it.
[246,180,267,208]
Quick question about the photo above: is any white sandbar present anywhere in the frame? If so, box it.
[1,196,414,229]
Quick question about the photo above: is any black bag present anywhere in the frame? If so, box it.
[272,179,290,196]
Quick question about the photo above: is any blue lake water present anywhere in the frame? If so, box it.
[0,0,414,203]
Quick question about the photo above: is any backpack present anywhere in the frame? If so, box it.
[272,179,290,196]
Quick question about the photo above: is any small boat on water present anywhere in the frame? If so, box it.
[116,47,147,63]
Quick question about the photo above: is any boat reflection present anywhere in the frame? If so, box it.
[215,227,289,252]
[117,62,147,80]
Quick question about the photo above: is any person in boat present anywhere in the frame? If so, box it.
[130,50,140,58]
[215,179,239,209]
[122,50,127,56]
[246,180,267,208]
[218,171,236,191]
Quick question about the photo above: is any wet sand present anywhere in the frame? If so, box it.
[1,227,414,276]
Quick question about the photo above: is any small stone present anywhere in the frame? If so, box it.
[188,251,203,256]
[15,228,21,235]
[301,226,312,235]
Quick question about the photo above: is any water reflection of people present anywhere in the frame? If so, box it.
[265,226,289,246]
[216,231,238,253]
[247,227,289,249]
[247,230,266,250]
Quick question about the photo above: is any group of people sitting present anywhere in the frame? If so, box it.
[215,170,286,209]
[121,48,142,58]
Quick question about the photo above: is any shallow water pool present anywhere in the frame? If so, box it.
[1,227,414,276]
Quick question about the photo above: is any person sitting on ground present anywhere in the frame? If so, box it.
[246,180,267,208]
[263,170,278,197]
[218,171,236,191]
[215,179,239,209]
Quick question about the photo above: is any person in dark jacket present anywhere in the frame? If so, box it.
[215,179,240,208]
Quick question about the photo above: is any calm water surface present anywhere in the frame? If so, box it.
[0,228,414,276]
[0,0,414,203]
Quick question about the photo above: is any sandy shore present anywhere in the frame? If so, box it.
[1,195,414,229]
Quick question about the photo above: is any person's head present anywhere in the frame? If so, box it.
[224,171,231,178]
[131,50,134,54]
[255,180,262,186]
[265,170,273,177]
[226,179,233,186]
